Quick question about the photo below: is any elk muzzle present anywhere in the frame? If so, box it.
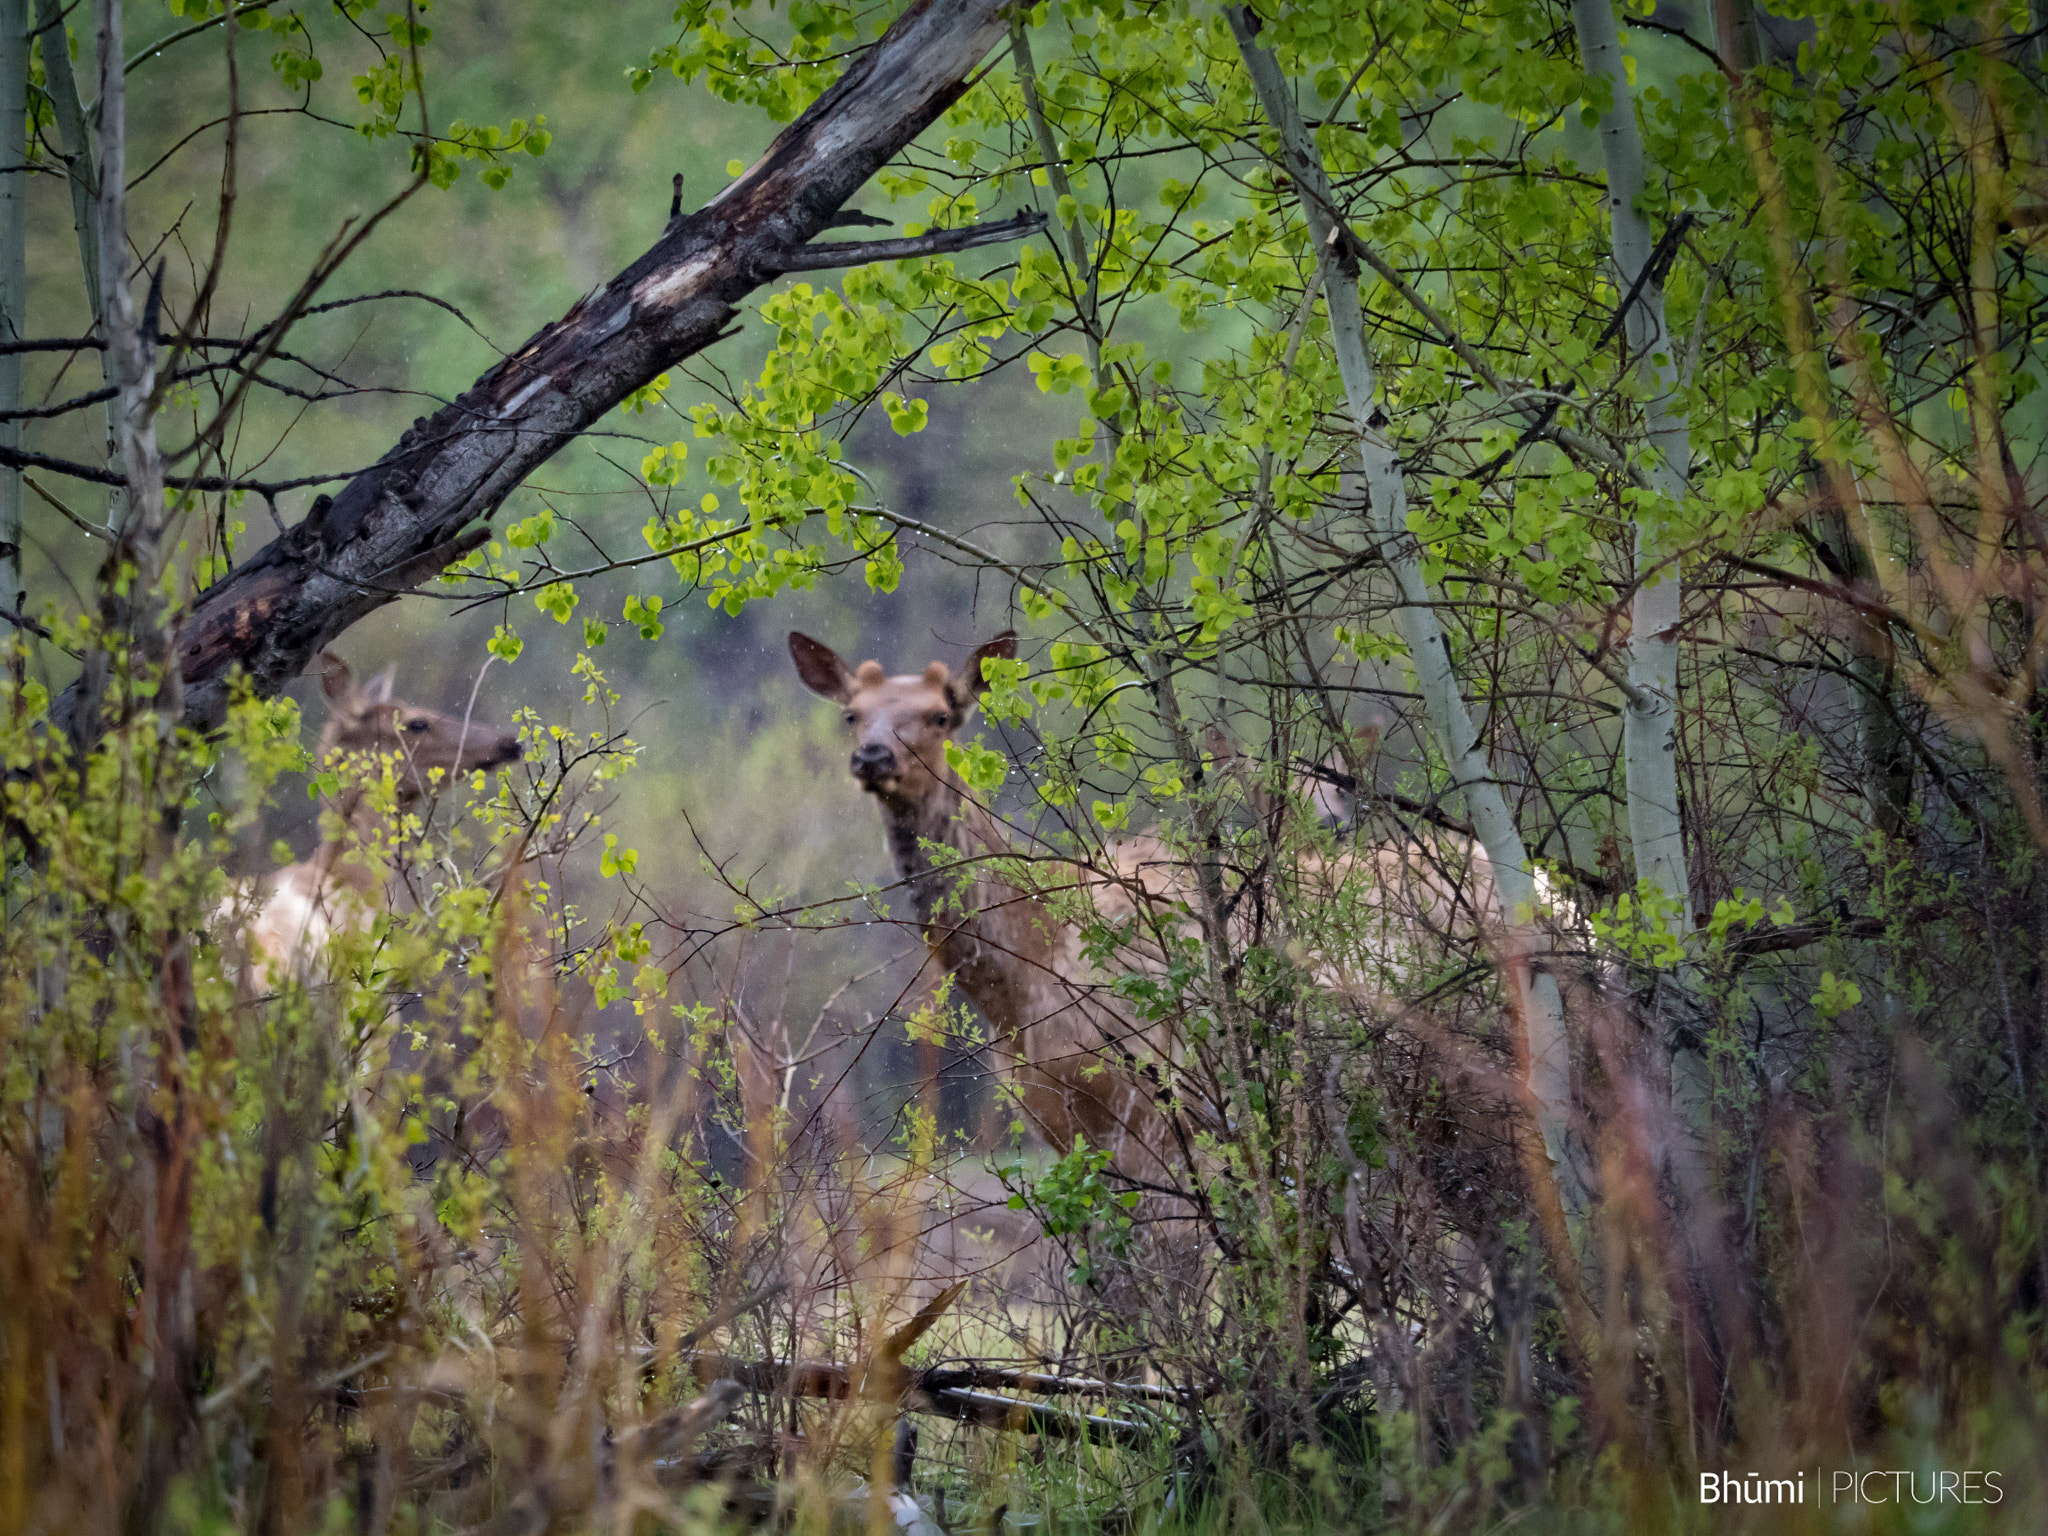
[473,730,522,770]
[851,741,899,787]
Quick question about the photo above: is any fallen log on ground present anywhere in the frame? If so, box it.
[917,1363,1192,1405]
[681,1352,1165,1446]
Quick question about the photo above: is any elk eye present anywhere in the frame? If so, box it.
[929,711,950,728]
[843,710,857,725]
[405,719,431,734]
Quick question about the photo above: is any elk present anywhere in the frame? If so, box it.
[788,630,1187,1183]
[232,652,521,979]
[788,631,1590,1187]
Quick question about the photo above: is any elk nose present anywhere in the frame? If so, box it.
[850,742,898,782]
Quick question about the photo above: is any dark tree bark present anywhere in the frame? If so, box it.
[56,0,1027,738]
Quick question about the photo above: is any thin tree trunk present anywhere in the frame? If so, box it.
[32,0,101,323]
[1571,0,1712,1139]
[87,11,206,1529]
[1010,20,1101,371]
[96,0,164,586]
[1713,0,1915,843]
[1571,0,1693,912]
[30,0,119,567]
[0,0,26,621]
[67,0,172,756]
[1818,501,1914,837]
[1226,9,1591,1240]
[1709,0,1762,76]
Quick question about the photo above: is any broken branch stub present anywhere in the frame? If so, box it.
[61,0,1023,739]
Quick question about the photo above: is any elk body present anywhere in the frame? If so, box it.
[233,653,520,979]
[789,630,1581,1192]
[789,630,1186,1182]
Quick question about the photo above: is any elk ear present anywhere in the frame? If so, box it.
[362,665,397,705]
[965,630,1017,703]
[788,632,857,703]
[319,651,355,704]
[948,631,1016,718]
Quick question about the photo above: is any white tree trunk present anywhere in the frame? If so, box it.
[33,0,102,322]
[32,0,121,569]
[63,0,174,754]
[0,0,26,618]
[1571,0,1711,1138]
[95,0,165,550]
[1227,10,1589,1225]
[1571,0,1693,917]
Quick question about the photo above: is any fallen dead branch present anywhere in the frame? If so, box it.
[680,1352,1165,1446]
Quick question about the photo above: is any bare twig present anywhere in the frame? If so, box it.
[764,211,1047,273]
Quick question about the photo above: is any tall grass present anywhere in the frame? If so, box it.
[3,640,2045,1534]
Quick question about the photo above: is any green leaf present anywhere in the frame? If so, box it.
[944,738,1007,794]
[623,594,666,641]
[534,582,578,623]
[884,393,929,435]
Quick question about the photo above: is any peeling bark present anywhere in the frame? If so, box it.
[52,0,1024,740]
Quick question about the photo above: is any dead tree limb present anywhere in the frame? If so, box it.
[764,211,1045,274]
[50,0,1026,739]
[682,1353,1161,1446]
[0,442,351,494]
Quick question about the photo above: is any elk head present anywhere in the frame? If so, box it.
[317,652,521,807]
[788,630,1016,811]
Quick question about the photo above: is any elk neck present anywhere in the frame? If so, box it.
[873,762,1045,1039]
[298,779,411,898]
[877,766,977,930]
